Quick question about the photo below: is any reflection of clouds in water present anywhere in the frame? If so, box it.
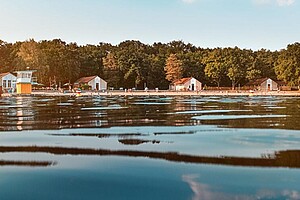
[257,189,300,199]
[182,174,300,200]
[182,174,212,200]
[282,190,300,200]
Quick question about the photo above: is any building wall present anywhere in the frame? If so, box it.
[1,74,17,89]
[87,77,107,90]
[175,78,202,91]
[16,83,32,94]
[261,79,278,91]
[88,77,99,90]
[99,78,107,90]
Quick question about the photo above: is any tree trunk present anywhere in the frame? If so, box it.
[232,81,235,90]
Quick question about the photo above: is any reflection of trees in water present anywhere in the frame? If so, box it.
[1,146,300,168]
[0,160,55,167]
[0,96,299,130]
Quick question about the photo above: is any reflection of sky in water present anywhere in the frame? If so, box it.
[0,156,300,200]
[1,126,300,158]
[182,173,300,200]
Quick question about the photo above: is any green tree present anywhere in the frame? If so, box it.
[247,49,277,81]
[275,43,300,86]
[0,40,15,72]
[181,51,206,83]
[225,47,251,89]
[115,40,150,89]
[103,52,120,88]
[203,48,227,88]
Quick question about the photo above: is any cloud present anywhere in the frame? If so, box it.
[253,0,295,6]
[276,0,295,6]
[254,0,272,5]
[182,0,197,4]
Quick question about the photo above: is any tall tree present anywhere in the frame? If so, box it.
[275,43,300,86]
[16,39,40,70]
[116,40,150,89]
[247,49,277,81]
[225,47,251,89]
[164,53,183,82]
[103,52,120,88]
[181,51,206,83]
[203,48,227,88]
[0,40,15,72]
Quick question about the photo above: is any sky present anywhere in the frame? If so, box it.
[0,0,299,50]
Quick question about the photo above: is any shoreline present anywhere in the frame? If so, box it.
[1,90,300,97]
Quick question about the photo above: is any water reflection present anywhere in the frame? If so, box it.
[118,139,160,145]
[1,146,300,168]
[1,96,299,130]
[0,160,55,167]
[183,174,300,200]
[1,96,300,199]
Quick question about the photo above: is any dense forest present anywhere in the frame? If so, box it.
[0,39,299,89]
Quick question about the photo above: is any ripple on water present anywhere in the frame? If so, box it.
[175,110,253,114]
[192,114,288,120]
[132,102,171,105]
[81,105,128,110]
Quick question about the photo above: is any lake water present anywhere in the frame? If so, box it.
[0,95,300,200]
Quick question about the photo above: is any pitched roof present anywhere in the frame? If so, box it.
[75,76,98,84]
[173,77,193,85]
[246,77,287,86]
[246,77,269,86]
[0,72,12,79]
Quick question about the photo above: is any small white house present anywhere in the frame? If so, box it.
[74,75,107,90]
[0,72,17,92]
[246,78,280,91]
[170,77,202,91]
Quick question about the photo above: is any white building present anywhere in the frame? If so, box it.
[74,75,107,90]
[170,77,202,91]
[0,72,17,92]
[245,77,280,91]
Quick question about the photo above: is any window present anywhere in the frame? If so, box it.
[8,80,11,88]
[3,80,6,87]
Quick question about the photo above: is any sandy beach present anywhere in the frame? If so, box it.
[2,90,299,97]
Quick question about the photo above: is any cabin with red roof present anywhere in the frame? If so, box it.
[170,77,202,91]
[74,75,107,90]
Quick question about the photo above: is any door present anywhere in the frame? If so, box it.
[96,83,99,90]
[191,84,195,91]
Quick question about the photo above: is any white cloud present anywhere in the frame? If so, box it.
[276,0,295,6]
[254,0,272,5]
[253,0,295,6]
[182,0,197,4]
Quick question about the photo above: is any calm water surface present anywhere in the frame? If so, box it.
[1,95,300,200]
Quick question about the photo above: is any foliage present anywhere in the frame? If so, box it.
[164,53,183,83]
[275,43,300,86]
[203,48,227,88]
[0,38,299,89]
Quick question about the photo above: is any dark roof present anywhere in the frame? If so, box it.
[276,80,287,86]
[0,72,11,79]
[246,78,269,86]
[247,78,269,85]
[74,76,98,84]
[246,77,287,86]
[173,77,193,85]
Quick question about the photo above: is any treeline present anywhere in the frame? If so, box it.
[0,39,299,89]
